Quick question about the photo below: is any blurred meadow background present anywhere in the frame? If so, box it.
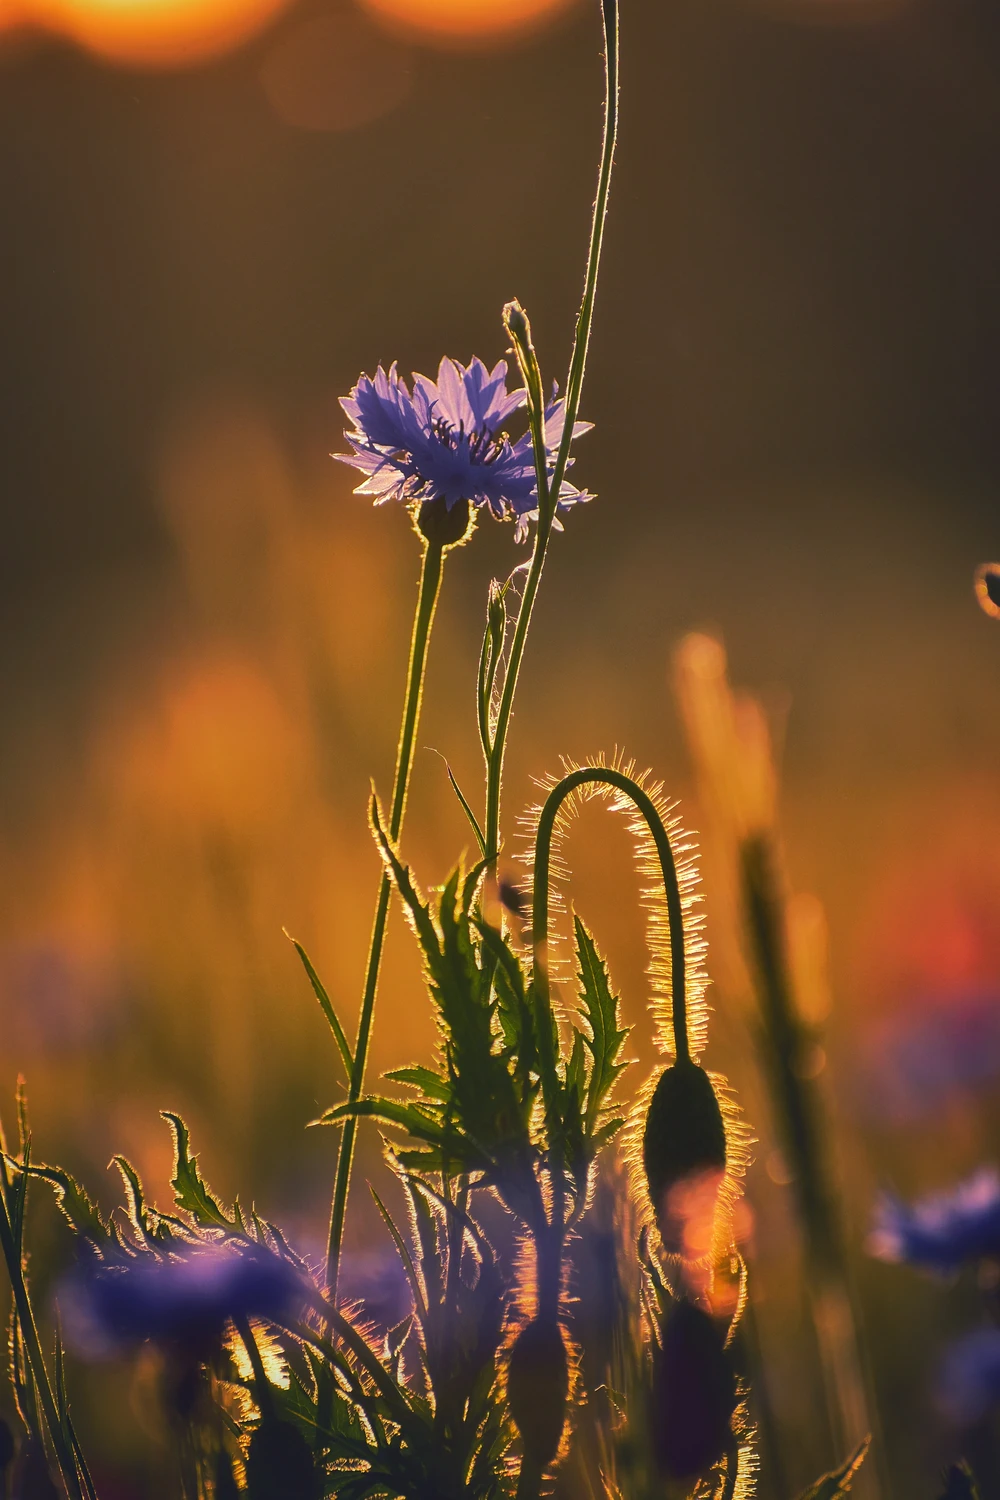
[1,0,999,1492]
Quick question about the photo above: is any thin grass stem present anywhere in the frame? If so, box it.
[483,0,619,864]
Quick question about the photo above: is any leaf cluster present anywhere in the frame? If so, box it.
[318,802,631,1240]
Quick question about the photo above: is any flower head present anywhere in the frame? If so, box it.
[336,356,590,540]
[64,1242,307,1357]
[868,1167,1000,1275]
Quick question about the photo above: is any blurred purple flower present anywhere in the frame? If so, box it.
[336,357,590,538]
[856,990,1000,1124]
[868,1167,1000,1275]
[937,1327,1000,1425]
[64,1243,307,1357]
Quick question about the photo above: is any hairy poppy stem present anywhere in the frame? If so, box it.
[326,536,446,1298]
[532,766,690,1064]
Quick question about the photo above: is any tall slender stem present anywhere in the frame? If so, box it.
[484,0,619,863]
[326,536,445,1296]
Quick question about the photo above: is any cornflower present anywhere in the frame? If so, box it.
[869,1167,1000,1275]
[937,1328,1000,1424]
[337,356,589,540]
[64,1242,306,1357]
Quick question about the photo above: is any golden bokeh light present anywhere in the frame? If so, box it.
[358,0,579,48]
[25,0,292,68]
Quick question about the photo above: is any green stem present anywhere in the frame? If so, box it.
[234,1317,274,1424]
[0,1187,82,1499]
[484,0,619,863]
[532,766,690,1062]
[550,0,618,504]
[326,537,445,1297]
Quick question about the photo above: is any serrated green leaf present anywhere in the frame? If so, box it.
[574,916,631,1136]
[795,1438,870,1500]
[112,1156,159,1245]
[23,1161,108,1244]
[161,1113,233,1229]
[285,931,354,1086]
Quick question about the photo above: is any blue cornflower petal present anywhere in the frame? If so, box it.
[868,1167,1000,1275]
[335,355,588,537]
[65,1243,307,1357]
[938,1328,1000,1424]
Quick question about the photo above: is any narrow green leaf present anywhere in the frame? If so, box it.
[384,1067,450,1104]
[317,1097,448,1147]
[371,1188,427,1324]
[796,1438,871,1500]
[285,930,354,1085]
[161,1113,233,1229]
[21,1161,108,1244]
[444,763,487,858]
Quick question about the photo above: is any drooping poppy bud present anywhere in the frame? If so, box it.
[246,1418,320,1500]
[507,1316,569,1470]
[642,1059,726,1250]
[650,1297,736,1482]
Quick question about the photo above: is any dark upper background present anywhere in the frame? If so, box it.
[1,0,999,1492]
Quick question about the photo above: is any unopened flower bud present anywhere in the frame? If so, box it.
[247,1418,320,1500]
[416,495,473,548]
[507,1317,569,1469]
[643,1059,726,1250]
[650,1298,736,1481]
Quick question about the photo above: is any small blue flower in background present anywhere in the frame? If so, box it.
[937,1327,1000,1424]
[64,1243,307,1357]
[868,1166,1000,1275]
[336,356,590,538]
[855,990,1000,1125]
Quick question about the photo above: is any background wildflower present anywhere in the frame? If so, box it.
[64,1242,307,1357]
[869,1168,1000,1275]
[937,1328,1000,1426]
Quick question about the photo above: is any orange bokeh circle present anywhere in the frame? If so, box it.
[23,0,293,66]
[358,0,579,47]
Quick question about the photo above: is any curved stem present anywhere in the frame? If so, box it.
[483,0,619,864]
[326,537,445,1296]
[531,766,690,1064]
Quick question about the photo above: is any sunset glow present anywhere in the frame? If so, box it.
[358,0,578,46]
[17,0,292,66]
